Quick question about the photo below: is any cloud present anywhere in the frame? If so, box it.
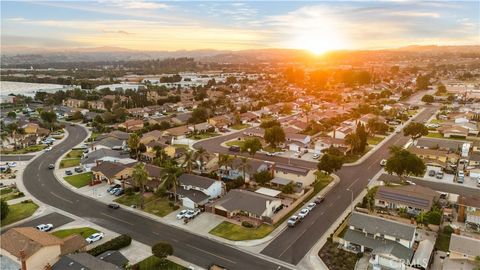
[389,11,440,18]
[100,0,169,10]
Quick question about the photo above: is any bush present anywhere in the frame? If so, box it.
[443,225,454,234]
[241,221,254,228]
[124,188,135,196]
[17,192,24,196]
[1,200,9,220]
[172,205,180,210]
[21,199,32,204]
[168,202,174,207]
[87,234,132,256]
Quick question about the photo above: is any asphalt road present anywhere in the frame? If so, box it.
[0,155,34,161]
[194,106,438,265]
[22,125,291,270]
[12,212,74,229]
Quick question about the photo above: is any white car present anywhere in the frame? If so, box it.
[45,146,52,151]
[313,153,320,159]
[306,202,316,211]
[298,208,310,219]
[86,232,104,244]
[184,210,196,219]
[36,224,53,232]
[380,159,387,166]
[176,210,188,219]
[6,162,17,167]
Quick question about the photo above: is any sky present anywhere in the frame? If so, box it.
[1,1,479,53]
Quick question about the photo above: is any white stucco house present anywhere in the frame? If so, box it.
[176,174,224,209]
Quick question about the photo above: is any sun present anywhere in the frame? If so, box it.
[292,28,347,55]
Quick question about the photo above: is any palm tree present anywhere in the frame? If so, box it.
[217,154,233,180]
[132,163,149,209]
[194,147,209,172]
[161,164,183,203]
[236,157,251,181]
[127,133,140,159]
[181,150,195,173]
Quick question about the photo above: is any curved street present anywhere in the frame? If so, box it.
[22,125,290,270]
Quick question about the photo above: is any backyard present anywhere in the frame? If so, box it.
[64,172,93,188]
[115,193,175,217]
[134,256,186,270]
[0,201,39,227]
[52,227,99,238]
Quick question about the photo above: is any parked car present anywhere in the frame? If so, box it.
[36,224,53,232]
[86,232,104,244]
[74,167,83,173]
[114,189,124,196]
[428,170,436,177]
[228,146,240,152]
[457,171,465,183]
[109,188,120,194]
[298,208,310,219]
[176,210,188,219]
[306,202,316,211]
[314,196,325,204]
[313,153,320,159]
[193,208,201,216]
[184,210,196,219]
[65,170,73,176]
[48,164,55,169]
[287,215,301,227]
[6,162,17,167]
[108,203,120,209]
[107,184,121,193]
[380,159,387,166]
[436,171,444,179]
[45,146,52,151]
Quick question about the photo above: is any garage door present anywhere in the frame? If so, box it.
[214,207,228,217]
[182,198,195,209]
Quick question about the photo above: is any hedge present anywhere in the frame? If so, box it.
[87,234,132,256]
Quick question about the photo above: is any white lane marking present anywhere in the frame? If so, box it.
[347,177,360,190]
[279,228,308,257]
[101,213,134,226]
[152,231,159,235]
[186,244,237,264]
[50,192,73,204]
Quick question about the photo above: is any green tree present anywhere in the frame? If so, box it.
[7,111,16,118]
[253,170,273,185]
[403,122,429,140]
[416,74,430,90]
[317,153,344,174]
[194,147,209,172]
[40,110,57,131]
[127,133,140,158]
[421,94,434,103]
[435,84,447,95]
[189,107,209,124]
[104,99,113,112]
[264,126,285,148]
[241,138,262,157]
[181,150,195,173]
[385,146,426,180]
[356,123,368,152]
[345,133,362,154]
[236,157,251,181]
[1,199,9,220]
[151,241,174,265]
[260,119,280,129]
[160,164,182,203]
[132,163,149,209]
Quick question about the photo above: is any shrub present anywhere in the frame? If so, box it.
[443,225,454,234]
[356,252,364,258]
[1,200,9,220]
[124,188,135,196]
[241,221,254,228]
[168,202,174,207]
[21,199,32,203]
[17,192,24,197]
[87,234,132,256]
[172,205,180,210]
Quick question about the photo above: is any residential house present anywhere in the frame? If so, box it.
[208,115,233,130]
[314,137,349,154]
[63,98,84,108]
[140,130,164,144]
[81,149,134,171]
[96,130,130,141]
[457,195,480,231]
[88,100,105,111]
[52,253,123,270]
[91,161,134,185]
[124,164,163,192]
[414,137,469,152]
[0,227,87,270]
[240,112,259,123]
[374,185,439,215]
[163,125,190,142]
[92,137,127,151]
[171,112,192,125]
[328,125,355,140]
[219,158,272,182]
[118,119,144,132]
[22,123,40,135]
[407,146,459,169]
[342,212,416,270]
[176,174,224,209]
[442,234,480,270]
[438,125,469,138]
[243,127,265,138]
[210,189,282,223]
[358,114,386,126]
[285,133,311,152]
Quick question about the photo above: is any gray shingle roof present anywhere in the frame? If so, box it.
[415,137,468,151]
[178,174,217,189]
[214,189,279,216]
[348,212,416,241]
[449,234,480,257]
[81,149,129,165]
[52,253,120,270]
[375,185,437,210]
[94,137,124,148]
[177,188,210,203]
[97,250,129,267]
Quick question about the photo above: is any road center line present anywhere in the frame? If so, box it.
[186,244,237,264]
[347,177,360,190]
[101,213,134,226]
[50,192,73,204]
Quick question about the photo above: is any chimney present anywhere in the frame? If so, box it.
[20,250,27,270]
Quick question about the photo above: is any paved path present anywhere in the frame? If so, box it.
[22,125,293,270]
[0,155,34,161]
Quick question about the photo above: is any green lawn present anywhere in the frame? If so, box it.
[209,222,274,241]
[90,131,101,141]
[231,124,250,130]
[263,146,283,153]
[2,145,47,154]
[0,187,14,195]
[65,149,84,159]
[435,230,452,252]
[115,194,175,217]
[60,158,81,168]
[188,133,220,140]
[52,227,99,239]
[225,140,245,147]
[135,256,187,270]
[64,172,92,188]
[0,188,24,201]
[173,144,190,149]
[0,201,39,227]
[343,146,372,163]
[367,136,385,146]
[426,132,444,138]
[429,119,443,124]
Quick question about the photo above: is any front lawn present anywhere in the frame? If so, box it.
[0,201,39,227]
[64,172,92,188]
[89,131,101,141]
[60,158,80,168]
[231,124,250,130]
[319,240,359,270]
[52,227,99,239]
[188,133,220,140]
[367,135,385,146]
[435,227,453,252]
[3,144,47,154]
[134,256,187,270]
[65,149,84,159]
[263,146,283,153]
[0,187,24,201]
[115,193,175,217]
[426,132,443,139]
[209,221,274,241]
[225,140,244,147]
[343,146,372,163]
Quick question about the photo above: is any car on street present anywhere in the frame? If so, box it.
[107,184,121,193]
[428,170,436,177]
[48,164,55,169]
[228,146,240,152]
[406,180,416,185]
[306,202,316,211]
[314,196,325,204]
[86,232,104,244]
[287,215,301,227]
[176,210,188,219]
[36,224,53,232]
[74,167,83,173]
[6,162,17,167]
[65,170,73,175]
[436,171,444,179]
[108,203,120,209]
[380,159,387,166]
[45,146,52,151]
[298,208,309,219]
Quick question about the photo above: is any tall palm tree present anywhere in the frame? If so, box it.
[194,147,209,172]
[236,157,251,181]
[181,150,195,173]
[217,154,233,180]
[132,163,149,209]
[161,164,183,203]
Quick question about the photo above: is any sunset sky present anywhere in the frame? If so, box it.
[1,1,479,53]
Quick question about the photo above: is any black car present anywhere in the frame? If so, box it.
[108,203,120,209]
[229,146,240,152]
[107,184,121,193]
[65,170,73,176]
[74,167,83,173]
